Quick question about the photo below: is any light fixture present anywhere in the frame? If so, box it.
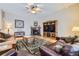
[5,23,12,34]
[25,3,41,14]
[72,26,79,36]
[72,27,79,32]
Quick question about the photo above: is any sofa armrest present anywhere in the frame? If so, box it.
[1,49,17,56]
[39,46,61,56]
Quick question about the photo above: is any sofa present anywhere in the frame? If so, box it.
[39,36,79,56]
[39,45,61,56]
[1,49,17,56]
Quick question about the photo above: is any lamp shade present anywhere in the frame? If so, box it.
[72,27,79,36]
[6,23,12,29]
[72,27,79,32]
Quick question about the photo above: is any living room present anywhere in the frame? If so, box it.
[0,3,79,56]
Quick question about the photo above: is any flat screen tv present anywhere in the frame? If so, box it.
[48,25,55,32]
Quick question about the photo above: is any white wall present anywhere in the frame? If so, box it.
[0,10,4,31]
[35,4,79,37]
[0,3,79,37]
[54,4,79,37]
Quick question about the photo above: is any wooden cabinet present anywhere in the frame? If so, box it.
[43,20,57,37]
[14,31,25,40]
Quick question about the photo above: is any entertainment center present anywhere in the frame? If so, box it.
[43,20,57,38]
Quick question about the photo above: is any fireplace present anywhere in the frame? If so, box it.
[31,26,40,36]
[31,21,41,36]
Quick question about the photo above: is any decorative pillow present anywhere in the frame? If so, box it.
[61,45,72,56]
[71,43,79,52]
[68,43,79,56]
[61,36,76,43]
[58,39,66,45]
[53,44,63,53]
[61,43,79,56]
[48,39,66,53]
[73,37,79,43]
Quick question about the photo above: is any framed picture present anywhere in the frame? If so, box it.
[15,20,24,28]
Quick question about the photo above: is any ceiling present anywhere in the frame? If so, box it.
[0,3,74,20]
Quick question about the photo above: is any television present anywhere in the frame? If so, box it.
[48,25,55,32]
[44,25,55,32]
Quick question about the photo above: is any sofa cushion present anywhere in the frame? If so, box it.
[61,45,72,55]
[60,36,76,43]
[61,43,79,56]
[47,39,66,53]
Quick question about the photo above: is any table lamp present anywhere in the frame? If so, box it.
[72,26,79,36]
[6,23,12,34]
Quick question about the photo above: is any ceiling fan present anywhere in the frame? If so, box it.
[25,3,42,14]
